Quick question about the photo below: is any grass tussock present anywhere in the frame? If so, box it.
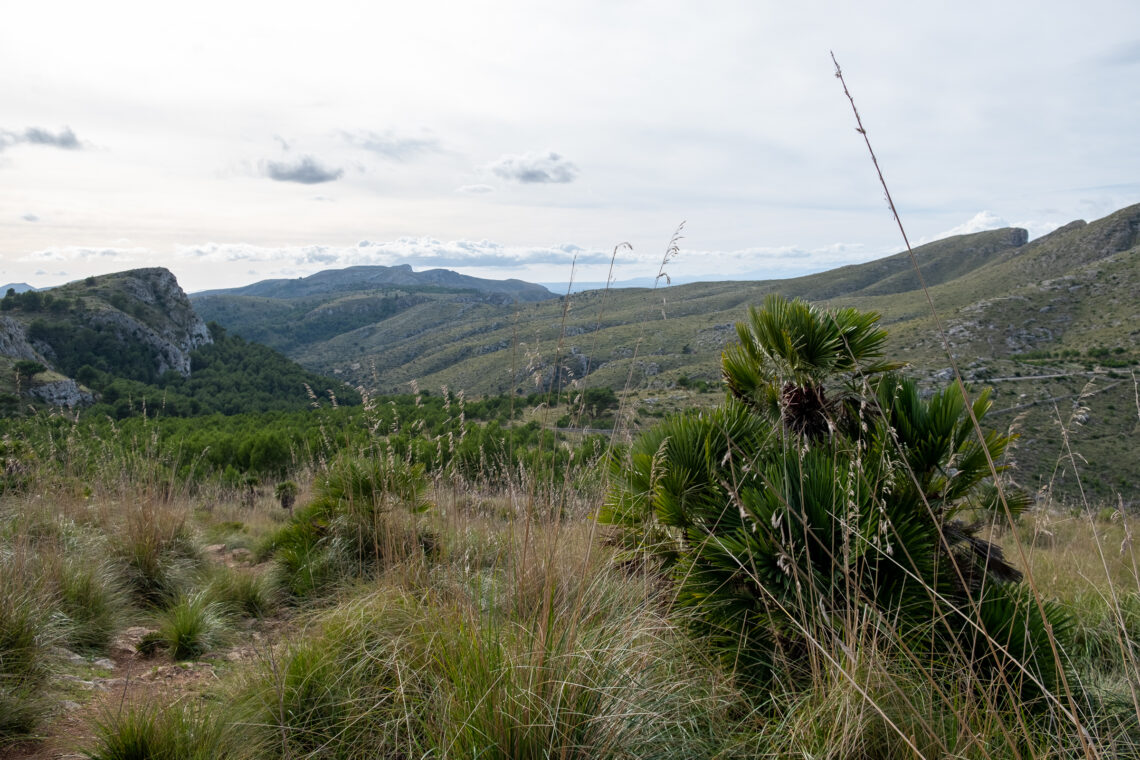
[85,701,240,760]
[110,501,201,606]
[0,542,58,743]
[155,592,228,660]
[235,533,749,760]
[55,556,131,651]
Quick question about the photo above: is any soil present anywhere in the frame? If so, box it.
[1,545,282,760]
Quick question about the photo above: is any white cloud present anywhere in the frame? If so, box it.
[933,211,1009,240]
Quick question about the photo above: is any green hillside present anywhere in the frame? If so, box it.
[194,204,1140,501]
[0,268,356,418]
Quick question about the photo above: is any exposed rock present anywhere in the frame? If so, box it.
[88,268,212,377]
[0,316,43,361]
[28,379,95,408]
[111,625,161,658]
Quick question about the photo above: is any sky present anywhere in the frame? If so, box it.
[2,1,1138,294]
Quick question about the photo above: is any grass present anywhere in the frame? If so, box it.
[155,592,228,660]
[85,701,239,760]
[233,520,750,759]
[56,556,131,651]
[1,201,1138,758]
[2,395,1140,756]
[0,542,57,743]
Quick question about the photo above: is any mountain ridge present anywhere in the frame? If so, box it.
[192,263,556,302]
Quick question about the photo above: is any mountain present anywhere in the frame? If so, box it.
[0,268,353,416]
[194,204,1140,501]
[193,264,555,301]
[0,268,212,408]
[0,283,38,295]
[190,264,558,358]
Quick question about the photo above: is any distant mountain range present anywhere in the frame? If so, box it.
[193,264,555,302]
[0,283,38,294]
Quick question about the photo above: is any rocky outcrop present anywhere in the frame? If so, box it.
[0,316,44,362]
[89,268,212,377]
[28,379,95,408]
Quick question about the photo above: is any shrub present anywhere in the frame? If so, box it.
[603,295,1073,699]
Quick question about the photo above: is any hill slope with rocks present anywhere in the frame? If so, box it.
[195,204,1140,501]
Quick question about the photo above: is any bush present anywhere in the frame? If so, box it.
[603,295,1073,699]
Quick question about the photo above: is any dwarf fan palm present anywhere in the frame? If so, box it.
[604,296,1070,698]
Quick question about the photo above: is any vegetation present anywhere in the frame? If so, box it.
[77,325,361,419]
[2,214,1140,755]
[604,296,1072,700]
[186,205,1140,502]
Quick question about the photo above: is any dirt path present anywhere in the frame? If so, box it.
[1,626,245,760]
[3,544,283,760]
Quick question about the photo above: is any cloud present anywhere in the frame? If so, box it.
[175,238,612,271]
[342,130,442,161]
[24,127,81,149]
[0,126,83,152]
[1101,40,1140,66]
[487,151,578,184]
[931,211,1009,241]
[456,184,494,194]
[20,213,39,222]
[262,155,343,184]
[21,245,149,266]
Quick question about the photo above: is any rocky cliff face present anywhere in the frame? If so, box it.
[2,267,213,410]
[86,268,213,377]
[0,316,44,362]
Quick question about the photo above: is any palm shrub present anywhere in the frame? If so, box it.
[602,295,1072,700]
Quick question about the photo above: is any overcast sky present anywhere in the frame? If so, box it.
[2,0,1138,293]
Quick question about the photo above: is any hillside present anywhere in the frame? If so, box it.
[195,204,1140,500]
[191,264,556,356]
[0,268,355,417]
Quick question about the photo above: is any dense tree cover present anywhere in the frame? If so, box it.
[1,385,599,490]
[0,288,76,314]
[74,326,361,419]
[30,319,166,384]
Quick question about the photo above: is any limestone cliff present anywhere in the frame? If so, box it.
[1,267,212,408]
